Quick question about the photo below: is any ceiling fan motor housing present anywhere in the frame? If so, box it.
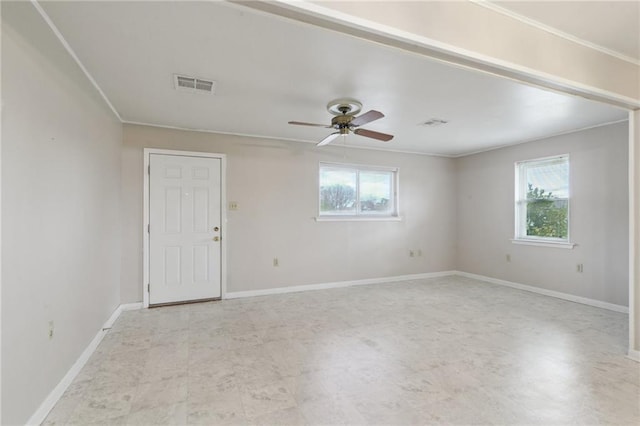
[331,114,355,134]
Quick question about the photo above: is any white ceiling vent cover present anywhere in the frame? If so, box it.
[421,118,449,127]
[173,74,216,94]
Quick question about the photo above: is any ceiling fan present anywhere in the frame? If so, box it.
[288,98,394,147]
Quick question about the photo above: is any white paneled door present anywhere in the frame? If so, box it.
[149,154,222,305]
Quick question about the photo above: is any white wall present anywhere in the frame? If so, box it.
[456,122,629,306]
[121,124,458,302]
[631,110,640,353]
[1,3,123,424]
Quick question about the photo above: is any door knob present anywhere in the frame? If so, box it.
[213,236,220,242]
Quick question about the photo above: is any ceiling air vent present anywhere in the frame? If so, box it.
[422,118,449,127]
[173,74,216,94]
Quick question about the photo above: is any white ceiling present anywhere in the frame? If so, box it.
[493,1,640,61]
[40,1,627,156]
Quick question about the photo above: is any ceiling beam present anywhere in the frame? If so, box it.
[234,0,639,110]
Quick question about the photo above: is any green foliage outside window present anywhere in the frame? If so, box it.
[526,183,568,238]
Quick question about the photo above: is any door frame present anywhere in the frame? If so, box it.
[143,148,227,308]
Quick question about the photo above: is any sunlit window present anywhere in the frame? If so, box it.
[319,163,398,217]
[515,155,569,242]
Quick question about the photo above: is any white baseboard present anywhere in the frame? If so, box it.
[455,271,629,314]
[227,270,628,315]
[26,302,142,426]
[628,349,640,362]
[225,271,456,299]
[119,302,143,312]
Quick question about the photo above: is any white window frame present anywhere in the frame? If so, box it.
[514,154,574,248]
[317,162,400,221]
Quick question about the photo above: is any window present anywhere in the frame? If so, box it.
[515,155,569,243]
[319,163,398,218]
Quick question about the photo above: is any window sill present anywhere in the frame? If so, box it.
[315,216,403,222]
[511,239,575,249]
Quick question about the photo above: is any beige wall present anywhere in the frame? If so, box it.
[456,122,629,306]
[632,110,640,352]
[1,3,123,424]
[121,124,458,302]
[123,121,631,307]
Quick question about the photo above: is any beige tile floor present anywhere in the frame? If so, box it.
[44,276,639,425]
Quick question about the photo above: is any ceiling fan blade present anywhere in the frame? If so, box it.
[354,128,394,142]
[288,121,332,128]
[350,110,384,127]
[317,132,340,147]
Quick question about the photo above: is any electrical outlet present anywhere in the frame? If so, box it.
[506,254,511,262]
[409,250,415,258]
[417,249,422,257]
[577,263,583,273]
[273,257,279,267]
[229,201,239,210]
[48,321,54,339]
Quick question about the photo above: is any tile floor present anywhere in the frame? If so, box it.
[44,276,639,425]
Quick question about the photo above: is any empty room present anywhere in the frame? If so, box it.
[2,1,639,425]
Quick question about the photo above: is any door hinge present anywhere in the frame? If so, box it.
[147,283,150,293]
[147,224,150,233]
[148,165,150,175]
